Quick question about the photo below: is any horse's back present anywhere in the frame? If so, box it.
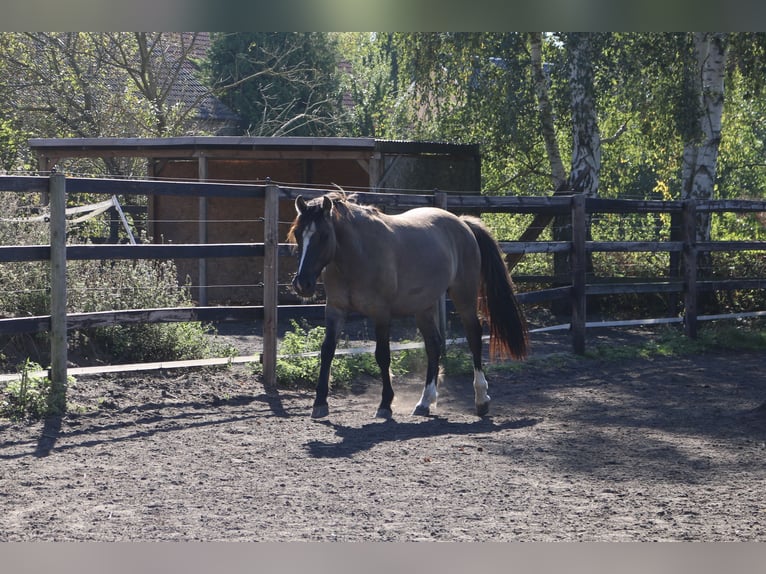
[324,205,481,317]
[384,208,480,312]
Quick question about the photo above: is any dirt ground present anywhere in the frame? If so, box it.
[1,326,765,541]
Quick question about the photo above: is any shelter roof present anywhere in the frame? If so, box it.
[29,137,479,160]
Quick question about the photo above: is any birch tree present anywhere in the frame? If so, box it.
[681,32,728,243]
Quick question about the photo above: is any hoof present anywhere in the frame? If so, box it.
[375,408,393,420]
[311,404,329,419]
[476,402,490,417]
[412,404,431,417]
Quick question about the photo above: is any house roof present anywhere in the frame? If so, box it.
[154,33,240,127]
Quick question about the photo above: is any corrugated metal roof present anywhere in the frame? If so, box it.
[29,136,377,151]
[29,137,479,155]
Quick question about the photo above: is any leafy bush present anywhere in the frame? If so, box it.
[0,191,230,365]
[271,320,379,387]
[68,258,231,363]
[270,320,474,387]
[1,359,53,420]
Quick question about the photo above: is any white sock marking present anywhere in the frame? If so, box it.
[473,369,490,407]
[415,379,438,411]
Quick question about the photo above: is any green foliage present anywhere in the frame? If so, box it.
[1,359,52,420]
[584,321,766,362]
[271,320,379,387]
[270,320,475,388]
[206,32,346,136]
[68,258,230,363]
[0,192,229,365]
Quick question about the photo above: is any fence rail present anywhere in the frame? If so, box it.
[2,173,766,412]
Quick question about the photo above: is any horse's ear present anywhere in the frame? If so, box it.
[322,195,333,216]
[295,195,307,215]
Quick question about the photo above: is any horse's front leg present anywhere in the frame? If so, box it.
[312,307,345,419]
[374,320,394,419]
[413,306,442,416]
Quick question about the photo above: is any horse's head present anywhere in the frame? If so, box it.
[288,195,336,298]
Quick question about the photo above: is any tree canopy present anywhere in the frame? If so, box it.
[205,32,346,136]
[2,31,766,212]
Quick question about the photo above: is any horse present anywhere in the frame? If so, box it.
[287,192,529,419]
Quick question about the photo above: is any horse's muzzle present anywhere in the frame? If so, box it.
[292,275,316,298]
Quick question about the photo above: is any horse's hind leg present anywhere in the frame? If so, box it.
[454,298,491,417]
[413,306,442,416]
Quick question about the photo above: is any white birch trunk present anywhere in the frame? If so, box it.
[682,32,728,243]
[567,33,601,199]
[530,32,567,190]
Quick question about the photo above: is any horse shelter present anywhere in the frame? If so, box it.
[29,137,481,306]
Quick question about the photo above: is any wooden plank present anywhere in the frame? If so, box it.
[586,197,684,213]
[65,176,266,199]
[0,175,49,193]
[500,241,570,254]
[443,194,572,214]
[198,155,209,306]
[0,306,266,335]
[0,315,50,335]
[515,286,571,305]
[697,199,766,213]
[66,243,264,260]
[29,136,377,150]
[586,282,683,296]
[0,355,261,383]
[587,241,684,253]
[698,279,766,292]
[697,241,766,252]
[0,243,293,263]
[0,245,50,262]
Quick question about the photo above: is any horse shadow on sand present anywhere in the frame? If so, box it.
[10,389,294,460]
[304,415,538,459]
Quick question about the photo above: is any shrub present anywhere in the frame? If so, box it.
[271,320,378,387]
[0,191,230,366]
[1,359,53,420]
[269,320,474,387]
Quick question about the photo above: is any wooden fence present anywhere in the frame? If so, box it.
[2,173,766,412]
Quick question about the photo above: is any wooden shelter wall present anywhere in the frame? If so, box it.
[150,158,370,303]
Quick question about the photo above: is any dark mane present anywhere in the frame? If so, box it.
[327,191,380,220]
[287,191,379,244]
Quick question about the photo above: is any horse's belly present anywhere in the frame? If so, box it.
[388,280,449,316]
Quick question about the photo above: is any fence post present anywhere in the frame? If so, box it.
[570,193,587,355]
[197,154,208,306]
[434,190,448,348]
[262,181,279,388]
[681,199,698,339]
[48,170,68,414]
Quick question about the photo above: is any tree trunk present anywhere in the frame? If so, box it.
[506,33,570,270]
[682,32,727,241]
[566,33,601,199]
[532,33,567,189]
[552,33,601,315]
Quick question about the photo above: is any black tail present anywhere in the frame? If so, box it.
[462,217,529,360]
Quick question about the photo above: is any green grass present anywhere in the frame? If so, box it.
[266,319,766,388]
[583,321,766,362]
[266,320,476,388]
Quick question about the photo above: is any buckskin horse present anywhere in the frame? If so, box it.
[288,192,528,419]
